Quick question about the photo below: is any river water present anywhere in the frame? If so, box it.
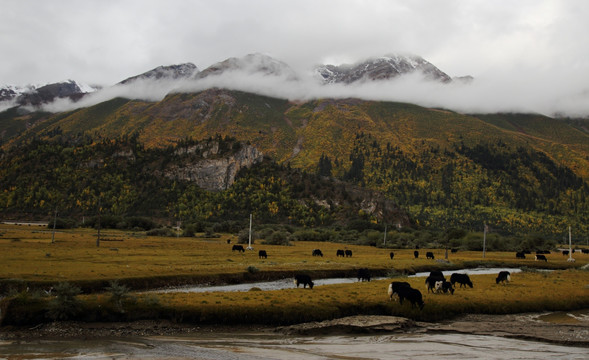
[1,329,587,359]
[153,267,523,293]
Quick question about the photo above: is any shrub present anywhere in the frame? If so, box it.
[48,217,77,229]
[146,228,176,237]
[290,229,336,242]
[463,233,484,251]
[238,229,256,244]
[105,280,130,313]
[246,266,259,274]
[126,217,157,231]
[183,222,205,237]
[82,216,156,231]
[46,282,82,320]
[212,220,244,233]
[262,230,291,245]
[357,230,382,246]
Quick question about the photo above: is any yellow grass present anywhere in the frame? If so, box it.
[0,224,586,284]
[1,224,588,325]
[142,270,589,323]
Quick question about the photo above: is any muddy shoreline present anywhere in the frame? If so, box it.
[2,312,588,347]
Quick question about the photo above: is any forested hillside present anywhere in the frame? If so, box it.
[0,136,408,230]
[334,133,589,235]
[1,89,588,238]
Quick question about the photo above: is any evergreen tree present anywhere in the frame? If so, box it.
[317,154,332,177]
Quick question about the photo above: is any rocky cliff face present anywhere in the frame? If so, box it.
[163,142,263,191]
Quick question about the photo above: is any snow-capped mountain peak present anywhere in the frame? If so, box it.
[196,53,298,80]
[315,54,452,84]
[119,63,199,85]
[0,80,100,109]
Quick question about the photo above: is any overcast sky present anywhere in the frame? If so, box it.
[2,0,589,115]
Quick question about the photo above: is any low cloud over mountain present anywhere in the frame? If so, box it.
[3,53,589,117]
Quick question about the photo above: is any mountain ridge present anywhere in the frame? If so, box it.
[118,63,199,85]
[0,80,99,109]
[0,54,587,237]
[4,88,587,180]
[0,53,466,114]
[314,54,452,84]
[1,88,587,236]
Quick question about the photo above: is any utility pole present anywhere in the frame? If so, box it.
[482,222,487,259]
[247,213,253,250]
[51,208,58,244]
[383,224,387,246]
[96,196,101,248]
[568,226,574,263]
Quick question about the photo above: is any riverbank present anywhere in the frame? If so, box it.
[3,270,589,327]
[2,311,588,347]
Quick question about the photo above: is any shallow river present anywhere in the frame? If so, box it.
[1,329,586,359]
[153,267,523,293]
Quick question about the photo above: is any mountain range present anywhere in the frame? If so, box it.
[0,53,458,111]
[1,53,588,237]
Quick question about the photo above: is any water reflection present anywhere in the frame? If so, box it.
[152,268,523,294]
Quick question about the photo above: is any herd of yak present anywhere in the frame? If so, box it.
[230,244,585,310]
[294,268,511,310]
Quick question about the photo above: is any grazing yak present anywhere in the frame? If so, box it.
[425,271,445,293]
[389,252,395,260]
[425,277,442,293]
[426,251,435,259]
[535,254,547,262]
[232,244,245,253]
[451,248,458,253]
[414,250,419,259]
[388,281,411,301]
[357,268,371,282]
[562,250,569,256]
[258,250,267,259]
[397,286,425,309]
[496,271,511,285]
[450,273,473,288]
[336,249,345,257]
[294,274,314,289]
[312,249,323,257]
[345,249,353,257]
[516,251,526,259]
[435,280,454,294]
[582,249,589,254]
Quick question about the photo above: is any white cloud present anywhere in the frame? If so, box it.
[38,62,589,117]
[2,0,589,116]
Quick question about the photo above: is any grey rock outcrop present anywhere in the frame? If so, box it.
[164,143,263,191]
